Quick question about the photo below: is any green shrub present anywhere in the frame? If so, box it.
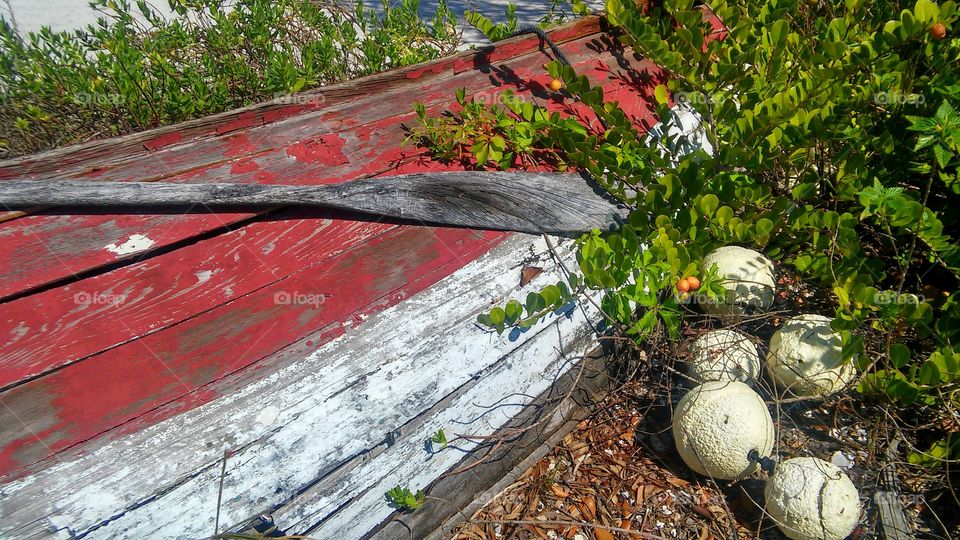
[412,0,960,470]
[0,0,459,157]
[385,485,425,511]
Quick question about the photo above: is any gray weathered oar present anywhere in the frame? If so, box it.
[0,171,630,235]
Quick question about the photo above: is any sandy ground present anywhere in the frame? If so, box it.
[3,0,602,45]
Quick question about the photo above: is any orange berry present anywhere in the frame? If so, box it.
[548,79,563,91]
[931,22,947,40]
[676,278,691,293]
[686,276,701,290]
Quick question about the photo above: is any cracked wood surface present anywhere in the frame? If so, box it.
[0,234,594,539]
[0,9,714,538]
[0,14,665,482]
[0,172,630,234]
[0,21,648,300]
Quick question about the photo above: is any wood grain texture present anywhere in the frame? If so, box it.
[0,215,396,391]
[0,172,630,235]
[0,17,602,180]
[366,346,611,540]
[296,303,599,540]
[0,225,505,477]
[0,19,662,482]
[0,234,586,539]
[0,29,653,300]
[0,157,459,302]
[875,440,915,540]
[3,31,608,187]
[0,8,728,539]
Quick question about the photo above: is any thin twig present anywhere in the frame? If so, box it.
[444,350,590,477]
[214,449,229,536]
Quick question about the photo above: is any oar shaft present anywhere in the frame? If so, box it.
[0,180,321,207]
[0,172,630,235]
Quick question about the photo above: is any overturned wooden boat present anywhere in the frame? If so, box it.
[0,12,721,539]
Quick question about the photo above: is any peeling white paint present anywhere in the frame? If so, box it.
[104,234,156,256]
[194,270,215,285]
[0,235,591,540]
[296,302,596,538]
[6,321,29,345]
[255,406,280,426]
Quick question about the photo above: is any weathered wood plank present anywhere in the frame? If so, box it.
[352,346,610,540]
[292,302,600,538]
[0,17,602,181]
[0,210,271,295]
[0,31,652,300]
[875,439,915,540]
[0,234,578,539]
[0,19,613,224]
[0,172,630,235]
[7,31,609,186]
[0,226,506,477]
[418,388,600,540]
[0,216,395,391]
[0,69,661,481]
[0,155,454,301]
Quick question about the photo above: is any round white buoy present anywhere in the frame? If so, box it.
[688,328,761,384]
[766,314,855,396]
[672,381,775,479]
[700,246,776,315]
[764,457,862,540]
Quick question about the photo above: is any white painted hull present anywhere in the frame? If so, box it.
[0,234,600,539]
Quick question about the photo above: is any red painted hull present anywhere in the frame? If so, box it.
[0,12,724,484]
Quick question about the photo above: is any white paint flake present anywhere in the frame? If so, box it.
[194,270,215,285]
[7,321,29,345]
[104,234,155,256]
[255,406,280,426]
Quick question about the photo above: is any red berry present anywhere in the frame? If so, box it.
[930,23,947,40]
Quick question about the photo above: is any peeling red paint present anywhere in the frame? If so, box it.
[223,132,258,158]
[143,132,182,151]
[404,63,447,80]
[286,134,349,166]
[0,225,505,476]
[262,105,308,125]
[452,57,475,74]
[424,90,449,102]
[0,13,672,480]
[217,112,263,135]
[230,158,260,175]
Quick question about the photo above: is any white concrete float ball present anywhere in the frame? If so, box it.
[688,329,762,384]
[701,246,776,315]
[672,381,775,480]
[764,457,862,540]
[766,314,855,396]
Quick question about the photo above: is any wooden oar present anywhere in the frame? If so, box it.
[0,171,630,235]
